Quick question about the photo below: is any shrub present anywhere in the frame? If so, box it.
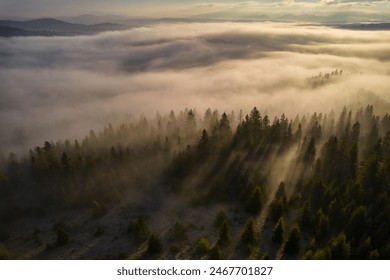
[92,200,108,218]
[133,217,150,244]
[0,244,14,260]
[55,227,70,246]
[209,244,223,260]
[214,209,228,228]
[94,226,104,237]
[0,225,9,242]
[146,234,162,255]
[172,223,187,241]
[170,244,181,254]
[196,238,210,254]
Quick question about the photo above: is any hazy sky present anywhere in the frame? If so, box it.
[1,0,389,20]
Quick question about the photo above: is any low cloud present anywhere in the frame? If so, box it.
[0,22,389,154]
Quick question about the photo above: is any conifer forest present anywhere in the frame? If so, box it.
[1,104,390,259]
[0,18,389,260]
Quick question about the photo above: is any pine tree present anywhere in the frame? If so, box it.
[247,186,265,214]
[329,233,351,259]
[284,224,301,254]
[272,217,285,243]
[217,221,231,247]
[241,218,259,246]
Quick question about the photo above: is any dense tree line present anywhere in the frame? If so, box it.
[0,105,389,259]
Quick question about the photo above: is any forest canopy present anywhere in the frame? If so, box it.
[1,104,389,260]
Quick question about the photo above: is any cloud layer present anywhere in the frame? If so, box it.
[0,22,389,154]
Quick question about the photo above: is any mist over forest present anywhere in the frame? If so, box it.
[1,22,389,154]
[0,20,390,260]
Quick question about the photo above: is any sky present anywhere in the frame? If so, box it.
[0,0,389,21]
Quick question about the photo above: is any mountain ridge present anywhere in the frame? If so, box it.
[0,17,129,37]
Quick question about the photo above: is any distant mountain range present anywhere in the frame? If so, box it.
[334,23,390,31]
[0,18,130,37]
[0,17,389,37]
[0,25,58,37]
[59,14,133,25]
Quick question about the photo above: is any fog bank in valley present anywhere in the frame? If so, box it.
[0,22,389,154]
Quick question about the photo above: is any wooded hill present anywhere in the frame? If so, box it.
[0,105,389,259]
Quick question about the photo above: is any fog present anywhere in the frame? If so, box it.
[0,22,389,154]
